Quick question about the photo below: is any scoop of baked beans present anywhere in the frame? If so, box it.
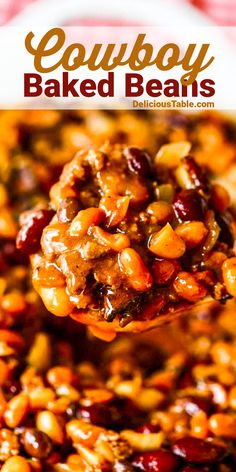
[17,142,236,340]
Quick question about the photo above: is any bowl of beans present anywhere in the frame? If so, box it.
[0,108,235,471]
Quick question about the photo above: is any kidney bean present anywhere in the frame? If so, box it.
[57,197,82,223]
[21,428,52,459]
[132,449,180,472]
[1,240,28,266]
[16,208,55,255]
[3,380,21,399]
[215,213,234,248]
[183,156,209,191]
[173,190,204,222]
[223,120,236,142]
[77,397,135,430]
[178,396,211,416]
[172,436,226,464]
[77,404,113,427]
[210,183,230,213]
[136,424,160,434]
[111,398,144,429]
[124,147,152,177]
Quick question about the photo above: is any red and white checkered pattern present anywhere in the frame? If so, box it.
[192,0,236,26]
[0,0,235,27]
[0,0,34,25]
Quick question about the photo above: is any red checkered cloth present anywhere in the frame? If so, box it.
[0,0,35,24]
[192,0,236,25]
[0,0,235,26]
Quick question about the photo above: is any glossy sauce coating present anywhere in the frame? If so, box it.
[16,141,236,339]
